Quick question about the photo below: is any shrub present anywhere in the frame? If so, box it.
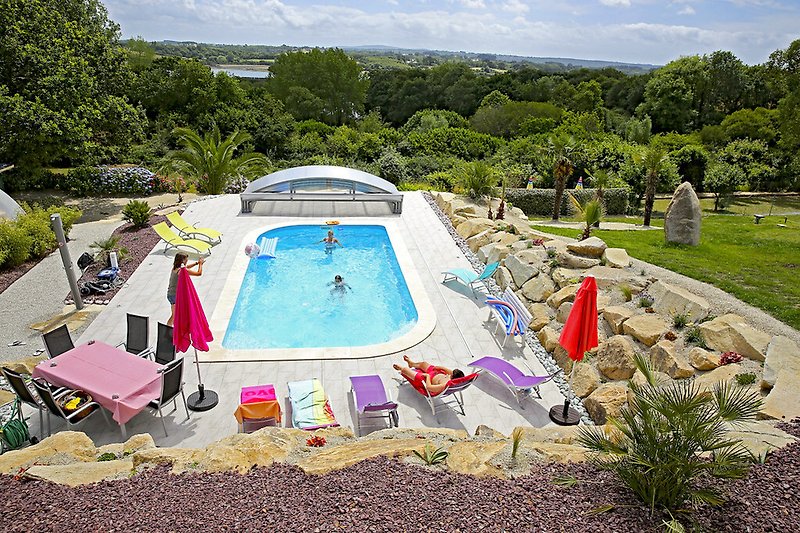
[90,235,129,265]
[506,187,628,217]
[0,220,32,269]
[423,171,456,192]
[121,200,152,228]
[735,372,757,386]
[63,166,161,196]
[64,166,101,196]
[15,204,82,259]
[457,161,497,199]
[620,284,633,302]
[578,353,762,515]
[413,444,449,466]
[638,290,654,308]
[720,351,743,365]
[224,176,250,194]
[685,325,706,347]
[672,313,689,329]
[377,147,408,185]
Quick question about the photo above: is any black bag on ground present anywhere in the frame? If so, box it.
[77,252,94,270]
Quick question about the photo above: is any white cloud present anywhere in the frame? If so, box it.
[678,5,696,14]
[502,0,530,13]
[457,0,487,8]
[599,0,631,6]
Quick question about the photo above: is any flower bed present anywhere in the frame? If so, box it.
[64,166,170,197]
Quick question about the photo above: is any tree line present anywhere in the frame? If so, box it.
[1,0,798,210]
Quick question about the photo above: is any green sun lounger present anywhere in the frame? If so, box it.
[442,261,499,297]
[153,222,212,256]
[166,211,222,244]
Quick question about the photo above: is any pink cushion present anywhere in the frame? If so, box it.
[240,384,277,404]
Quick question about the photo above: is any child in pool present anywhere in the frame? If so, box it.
[319,230,342,254]
[327,274,352,296]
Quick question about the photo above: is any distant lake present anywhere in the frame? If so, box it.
[211,67,270,78]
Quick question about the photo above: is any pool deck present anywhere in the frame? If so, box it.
[29,192,567,448]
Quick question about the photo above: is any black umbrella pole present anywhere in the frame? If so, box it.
[187,346,218,411]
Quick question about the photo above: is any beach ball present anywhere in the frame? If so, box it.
[244,243,260,258]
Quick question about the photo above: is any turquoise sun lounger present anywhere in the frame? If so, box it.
[442,261,499,297]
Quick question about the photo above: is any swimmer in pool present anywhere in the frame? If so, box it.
[327,275,352,297]
[319,230,342,254]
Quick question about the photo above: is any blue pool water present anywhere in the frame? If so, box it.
[223,225,418,349]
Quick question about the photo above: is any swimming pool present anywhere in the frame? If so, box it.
[222,225,419,350]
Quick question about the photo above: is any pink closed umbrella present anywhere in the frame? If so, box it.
[549,276,598,425]
[173,268,218,411]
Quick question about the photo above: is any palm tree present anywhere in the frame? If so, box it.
[161,125,269,195]
[578,353,762,516]
[457,160,497,204]
[639,144,668,227]
[568,193,603,240]
[588,168,612,227]
[545,134,577,221]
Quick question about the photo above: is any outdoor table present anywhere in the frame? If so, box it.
[33,341,164,439]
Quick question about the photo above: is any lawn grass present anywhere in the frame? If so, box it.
[536,214,800,331]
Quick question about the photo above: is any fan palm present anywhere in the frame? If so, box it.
[639,145,668,227]
[578,353,762,516]
[161,126,269,195]
[545,134,577,221]
[457,161,497,202]
[567,193,602,240]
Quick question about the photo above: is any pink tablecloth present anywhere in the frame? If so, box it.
[33,341,164,424]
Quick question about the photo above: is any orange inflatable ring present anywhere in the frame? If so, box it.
[326,220,340,225]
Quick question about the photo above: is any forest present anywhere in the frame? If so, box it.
[1,0,799,211]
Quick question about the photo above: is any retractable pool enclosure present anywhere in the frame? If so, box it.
[240,165,403,214]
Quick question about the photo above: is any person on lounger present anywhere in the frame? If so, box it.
[393,355,464,396]
[319,230,342,254]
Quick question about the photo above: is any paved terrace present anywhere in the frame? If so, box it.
[26,192,566,448]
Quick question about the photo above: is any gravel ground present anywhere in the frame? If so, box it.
[2,425,798,532]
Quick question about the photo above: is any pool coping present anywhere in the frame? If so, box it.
[202,218,437,361]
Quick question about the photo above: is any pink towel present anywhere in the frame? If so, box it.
[173,268,213,353]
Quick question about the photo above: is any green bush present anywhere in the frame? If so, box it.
[121,200,152,228]
[14,204,82,259]
[64,166,101,196]
[406,127,503,160]
[0,220,33,268]
[505,187,629,217]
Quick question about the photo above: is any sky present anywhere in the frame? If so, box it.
[104,0,800,65]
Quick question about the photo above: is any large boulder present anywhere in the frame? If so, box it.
[557,251,601,269]
[687,347,719,371]
[760,367,800,422]
[24,459,134,486]
[647,280,710,322]
[726,422,798,459]
[298,438,424,475]
[553,345,574,373]
[761,336,800,389]
[555,302,573,324]
[456,217,495,239]
[0,431,97,474]
[466,229,493,253]
[521,275,556,303]
[567,237,607,258]
[495,266,516,291]
[584,383,628,424]
[537,326,560,352]
[434,191,455,210]
[698,314,771,362]
[603,306,634,334]
[602,248,630,268]
[650,340,694,379]
[664,182,701,246]
[584,265,646,290]
[504,252,541,287]
[552,268,586,289]
[694,364,743,393]
[478,242,513,265]
[622,314,670,347]
[492,231,520,246]
[596,335,638,380]
[446,441,506,477]
[547,284,580,309]
[572,362,601,398]
[528,303,552,332]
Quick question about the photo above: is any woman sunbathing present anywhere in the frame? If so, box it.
[393,355,464,396]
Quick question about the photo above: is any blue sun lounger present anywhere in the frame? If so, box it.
[442,261,499,297]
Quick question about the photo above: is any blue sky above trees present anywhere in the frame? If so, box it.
[105,0,799,65]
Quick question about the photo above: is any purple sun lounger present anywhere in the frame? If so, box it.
[349,375,399,436]
[468,356,561,408]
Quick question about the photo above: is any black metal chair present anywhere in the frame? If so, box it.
[154,322,176,366]
[148,358,189,437]
[117,313,152,358]
[31,379,108,436]
[42,324,74,358]
[1,367,55,441]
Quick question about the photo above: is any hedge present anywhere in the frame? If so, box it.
[505,187,629,217]
[63,166,168,196]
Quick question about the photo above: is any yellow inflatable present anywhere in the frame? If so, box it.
[325,220,340,225]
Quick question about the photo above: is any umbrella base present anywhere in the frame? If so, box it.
[549,402,581,426]
[187,385,218,412]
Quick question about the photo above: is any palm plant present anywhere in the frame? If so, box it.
[161,125,269,195]
[568,193,603,240]
[638,145,668,227]
[588,168,611,227]
[545,134,577,221]
[90,235,129,265]
[457,161,497,203]
[577,353,762,516]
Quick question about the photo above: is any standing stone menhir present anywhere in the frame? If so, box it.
[664,182,701,246]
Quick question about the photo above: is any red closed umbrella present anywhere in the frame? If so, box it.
[550,276,598,425]
[173,268,218,411]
